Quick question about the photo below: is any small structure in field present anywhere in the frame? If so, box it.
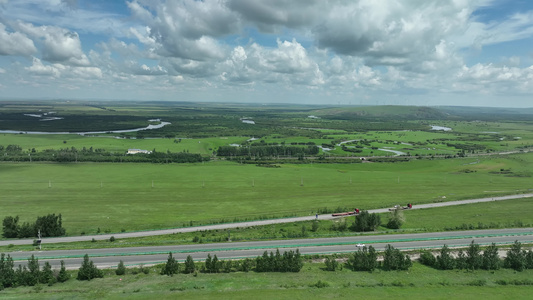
[127,149,152,154]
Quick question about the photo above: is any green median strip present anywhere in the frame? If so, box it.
[11,232,533,261]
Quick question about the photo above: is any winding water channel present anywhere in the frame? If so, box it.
[0,121,171,135]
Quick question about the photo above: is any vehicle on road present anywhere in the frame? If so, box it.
[356,243,365,248]
[389,203,412,211]
[332,208,360,217]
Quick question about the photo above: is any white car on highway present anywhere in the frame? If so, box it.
[356,243,365,248]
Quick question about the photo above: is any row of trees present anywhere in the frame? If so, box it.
[0,145,207,163]
[0,254,69,290]
[420,241,533,271]
[2,214,65,238]
[161,249,303,276]
[342,245,412,272]
[255,249,303,272]
[217,145,319,157]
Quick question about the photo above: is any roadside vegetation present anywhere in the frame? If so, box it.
[2,242,533,299]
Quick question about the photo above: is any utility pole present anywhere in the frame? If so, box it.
[37,229,42,250]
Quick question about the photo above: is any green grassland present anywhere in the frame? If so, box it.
[1,262,532,299]
[1,152,532,236]
[0,133,244,155]
[399,197,533,231]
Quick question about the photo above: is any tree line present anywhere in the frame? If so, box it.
[0,254,69,290]
[161,249,303,276]
[326,240,533,273]
[217,145,319,157]
[0,144,207,163]
[419,240,533,271]
[325,244,412,272]
[0,249,303,290]
[2,214,65,238]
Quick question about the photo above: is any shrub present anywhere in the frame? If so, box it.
[324,256,338,271]
[482,243,501,270]
[77,254,103,281]
[351,211,381,232]
[2,216,19,238]
[57,261,70,283]
[382,244,412,271]
[161,252,179,276]
[115,260,126,276]
[436,245,455,270]
[184,255,195,274]
[311,220,319,232]
[346,246,377,272]
[504,241,526,271]
[419,250,436,267]
[310,280,329,288]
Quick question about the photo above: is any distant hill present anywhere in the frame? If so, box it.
[437,106,533,121]
[308,105,533,121]
[309,105,448,120]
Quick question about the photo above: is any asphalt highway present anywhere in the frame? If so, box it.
[2,193,531,247]
[7,228,533,269]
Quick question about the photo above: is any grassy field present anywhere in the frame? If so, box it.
[0,133,244,155]
[1,262,532,299]
[1,153,532,236]
[399,197,533,231]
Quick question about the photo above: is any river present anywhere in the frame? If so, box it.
[0,121,171,135]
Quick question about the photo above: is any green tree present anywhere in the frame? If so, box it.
[211,255,220,273]
[204,254,213,273]
[352,211,381,232]
[184,255,196,274]
[115,260,126,276]
[504,240,526,271]
[0,254,16,288]
[238,258,253,272]
[41,262,56,285]
[324,256,339,271]
[436,245,455,270]
[161,252,179,276]
[382,244,412,271]
[418,250,436,267]
[2,216,19,238]
[26,255,40,286]
[466,240,482,270]
[311,220,319,232]
[526,250,533,269]
[57,260,70,283]
[482,243,500,270]
[17,222,35,238]
[223,260,232,273]
[455,249,467,270]
[386,209,404,229]
[34,213,66,237]
[347,246,378,271]
[77,254,103,280]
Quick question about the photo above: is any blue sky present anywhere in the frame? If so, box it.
[0,0,532,107]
